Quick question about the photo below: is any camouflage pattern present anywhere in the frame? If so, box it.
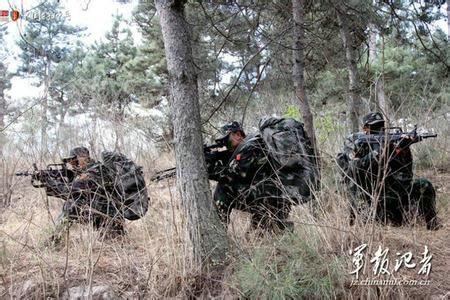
[211,134,294,232]
[100,151,149,221]
[362,112,385,126]
[45,159,124,244]
[259,117,319,202]
[221,121,246,137]
[337,132,439,230]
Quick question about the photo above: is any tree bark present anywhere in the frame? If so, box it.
[336,8,362,132]
[447,0,449,41]
[369,24,377,63]
[41,62,50,159]
[376,33,388,117]
[114,110,125,152]
[88,114,98,155]
[155,0,229,270]
[55,96,68,150]
[369,17,388,118]
[369,24,379,112]
[292,0,318,155]
[0,80,6,159]
[0,62,10,206]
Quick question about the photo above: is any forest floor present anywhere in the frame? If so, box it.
[0,163,448,299]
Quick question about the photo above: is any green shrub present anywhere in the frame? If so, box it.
[283,105,300,120]
[233,232,345,299]
[315,112,345,145]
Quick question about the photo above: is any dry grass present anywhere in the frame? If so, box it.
[0,114,448,299]
[1,164,448,298]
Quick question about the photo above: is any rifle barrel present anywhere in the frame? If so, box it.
[151,167,176,182]
[15,172,31,176]
[421,134,437,138]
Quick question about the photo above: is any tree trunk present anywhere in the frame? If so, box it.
[447,0,449,41]
[336,8,362,132]
[368,20,377,111]
[155,0,229,270]
[376,45,386,117]
[376,77,387,115]
[88,114,98,155]
[41,63,50,158]
[114,112,124,152]
[369,24,377,63]
[0,64,10,206]
[292,0,318,155]
[0,80,6,159]
[371,26,388,118]
[55,99,68,150]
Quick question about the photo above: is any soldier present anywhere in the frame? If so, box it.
[337,112,440,230]
[206,121,246,181]
[211,121,293,233]
[46,146,124,245]
[207,122,244,222]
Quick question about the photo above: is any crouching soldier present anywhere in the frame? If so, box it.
[211,118,318,233]
[337,112,440,230]
[45,147,124,245]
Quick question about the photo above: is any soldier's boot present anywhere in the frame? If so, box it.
[412,178,441,230]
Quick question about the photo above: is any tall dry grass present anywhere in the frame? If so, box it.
[0,109,448,298]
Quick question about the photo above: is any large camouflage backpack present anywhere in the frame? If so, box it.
[258,117,319,202]
[100,151,149,220]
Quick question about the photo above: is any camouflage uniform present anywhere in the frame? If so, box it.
[337,113,439,230]
[45,147,124,244]
[210,125,292,232]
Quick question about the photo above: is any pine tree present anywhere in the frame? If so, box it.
[16,0,84,155]
[0,27,12,159]
[49,43,86,145]
[74,15,138,150]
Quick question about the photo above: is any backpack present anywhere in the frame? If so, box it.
[100,151,149,220]
[258,117,319,202]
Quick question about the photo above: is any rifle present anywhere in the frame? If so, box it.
[354,125,437,157]
[150,135,229,182]
[15,162,75,188]
[150,167,176,182]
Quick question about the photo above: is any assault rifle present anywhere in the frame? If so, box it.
[150,135,229,182]
[353,125,437,157]
[15,163,75,188]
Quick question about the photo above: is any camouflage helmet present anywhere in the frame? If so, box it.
[221,121,246,137]
[362,112,385,126]
[63,146,90,162]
